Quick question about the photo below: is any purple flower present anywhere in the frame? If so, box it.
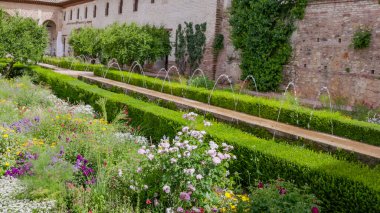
[212,157,221,165]
[179,192,191,201]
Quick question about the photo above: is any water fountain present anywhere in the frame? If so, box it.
[69,55,85,70]
[188,68,209,89]
[273,82,299,139]
[128,61,147,88]
[307,86,334,134]
[238,75,260,117]
[102,58,122,79]
[165,65,185,97]
[208,74,237,120]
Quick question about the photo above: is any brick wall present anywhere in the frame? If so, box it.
[284,0,380,107]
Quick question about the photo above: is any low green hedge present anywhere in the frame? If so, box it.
[41,56,103,72]
[99,70,380,146]
[42,58,380,146]
[29,65,380,212]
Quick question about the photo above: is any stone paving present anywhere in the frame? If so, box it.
[38,63,380,163]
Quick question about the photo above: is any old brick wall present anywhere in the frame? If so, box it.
[285,0,380,108]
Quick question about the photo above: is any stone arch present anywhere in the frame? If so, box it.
[43,20,57,56]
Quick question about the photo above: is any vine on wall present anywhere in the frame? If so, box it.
[175,22,207,74]
[230,0,308,91]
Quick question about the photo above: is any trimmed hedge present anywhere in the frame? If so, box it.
[41,57,103,72]
[42,58,380,146]
[97,69,380,146]
[29,65,380,212]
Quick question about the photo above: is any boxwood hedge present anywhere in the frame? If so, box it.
[29,65,380,212]
[41,58,380,146]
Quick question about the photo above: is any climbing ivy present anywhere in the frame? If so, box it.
[175,24,187,74]
[351,27,372,49]
[230,0,308,91]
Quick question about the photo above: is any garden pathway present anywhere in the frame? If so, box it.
[38,63,380,163]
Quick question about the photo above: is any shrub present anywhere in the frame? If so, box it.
[29,65,380,212]
[352,27,372,49]
[187,76,215,89]
[230,0,307,91]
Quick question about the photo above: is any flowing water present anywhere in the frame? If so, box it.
[238,75,261,117]
[307,86,334,134]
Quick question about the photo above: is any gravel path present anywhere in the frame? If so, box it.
[0,177,55,213]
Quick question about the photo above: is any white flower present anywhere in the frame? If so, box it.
[196,174,203,180]
[143,185,149,190]
[177,131,183,136]
[226,170,230,177]
[138,148,146,155]
[207,149,217,157]
[147,154,154,161]
[129,185,136,191]
[163,185,171,194]
[184,151,191,157]
[137,167,142,173]
[184,168,195,176]
[118,169,123,177]
[209,141,219,149]
[212,157,221,165]
[217,152,225,160]
[188,184,196,192]
[182,126,189,133]
[203,120,212,127]
[170,158,177,164]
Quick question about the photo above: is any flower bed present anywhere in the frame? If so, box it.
[29,65,380,212]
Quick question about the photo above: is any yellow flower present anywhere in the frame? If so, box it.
[2,134,9,139]
[240,195,249,202]
[5,162,10,167]
[230,204,236,210]
[101,127,106,131]
[56,116,60,119]
[225,192,233,199]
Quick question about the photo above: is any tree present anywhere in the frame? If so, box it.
[100,23,153,65]
[141,25,172,62]
[0,11,48,77]
[69,27,103,58]
[175,24,186,74]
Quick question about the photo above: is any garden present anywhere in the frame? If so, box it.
[1,7,380,213]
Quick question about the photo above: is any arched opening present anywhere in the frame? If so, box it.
[43,20,57,56]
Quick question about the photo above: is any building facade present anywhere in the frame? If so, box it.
[0,0,230,73]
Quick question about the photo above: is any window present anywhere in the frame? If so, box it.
[105,2,109,16]
[77,8,80,19]
[93,5,97,18]
[151,0,155,3]
[70,10,72,20]
[85,7,88,19]
[133,0,138,12]
[119,0,123,14]
[63,11,66,21]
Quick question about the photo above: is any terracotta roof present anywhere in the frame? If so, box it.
[0,0,93,7]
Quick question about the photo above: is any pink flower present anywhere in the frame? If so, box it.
[138,148,146,155]
[188,184,196,192]
[137,167,142,173]
[147,154,154,160]
[170,158,177,164]
[146,199,152,205]
[180,192,191,201]
[196,174,203,180]
[311,207,319,213]
[212,157,221,165]
[207,149,217,157]
[279,187,287,195]
[177,207,184,212]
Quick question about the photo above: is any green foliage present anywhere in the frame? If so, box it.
[234,180,320,212]
[141,24,172,62]
[230,0,307,91]
[352,27,372,49]
[42,56,103,72]
[188,76,215,89]
[174,22,207,74]
[0,10,48,77]
[68,27,102,58]
[213,33,224,55]
[175,24,187,74]
[91,68,380,146]
[30,66,380,212]
[185,22,207,73]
